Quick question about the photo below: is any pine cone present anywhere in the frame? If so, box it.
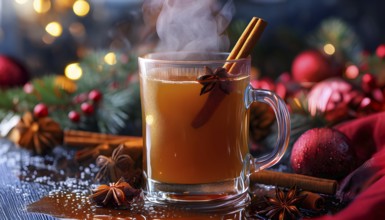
[249,102,275,143]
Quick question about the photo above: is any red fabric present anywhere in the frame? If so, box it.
[309,112,385,220]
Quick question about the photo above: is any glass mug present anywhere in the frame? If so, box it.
[138,52,290,209]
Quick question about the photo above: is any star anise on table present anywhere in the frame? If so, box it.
[90,177,141,208]
[9,112,63,155]
[257,186,307,220]
[95,144,138,183]
[197,66,233,95]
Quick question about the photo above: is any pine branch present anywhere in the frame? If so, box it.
[308,18,363,64]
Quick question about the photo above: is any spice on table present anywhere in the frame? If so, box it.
[8,112,63,155]
[95,144,136,182]
[258,186,307,220]
[90,177,141,208]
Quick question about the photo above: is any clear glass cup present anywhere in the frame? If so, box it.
[138,52,290,210]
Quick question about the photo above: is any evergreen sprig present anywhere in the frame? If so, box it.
[0,51,141,136]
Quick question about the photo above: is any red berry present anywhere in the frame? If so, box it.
[73,93,88,104]
[376,44,385,59]
[33,103,49,118]
[361,73,377,92]
[68,111,81,122]
[81,102,94,115]
[88,89,102,102]
[23,83,34,94]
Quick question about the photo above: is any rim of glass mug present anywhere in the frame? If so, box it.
[138,51,251,66]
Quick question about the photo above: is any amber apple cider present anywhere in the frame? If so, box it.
[140,69,250,184]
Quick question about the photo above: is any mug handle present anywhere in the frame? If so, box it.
[245,85,291,173]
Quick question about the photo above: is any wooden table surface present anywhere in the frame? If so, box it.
[0,139,249,219]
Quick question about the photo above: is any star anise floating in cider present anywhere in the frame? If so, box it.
[90,177,141,208]
[9,112,63,155]
[197,66,233,95]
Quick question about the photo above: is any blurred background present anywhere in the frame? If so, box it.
[1,0,384,78]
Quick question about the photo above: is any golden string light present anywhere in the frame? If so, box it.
[73,0,90,17]
[33,0,51,14]
[65,63,83,80]
[104,52,117,65]
[45,22,63,37]
[323,43,336,55]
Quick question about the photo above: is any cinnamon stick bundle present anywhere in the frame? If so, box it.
[250,170,338,195]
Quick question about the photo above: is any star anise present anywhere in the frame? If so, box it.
[258,186,307,220]
[197,66,232,95]
[9,112,63,155]
[90,177,141,208]
[95,144,137,183]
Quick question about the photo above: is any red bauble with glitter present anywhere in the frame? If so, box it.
[307,78,363,122]
[33,103,49,118]
[0,55,30,88]
[291,50,336,85]
[290,128,357,179]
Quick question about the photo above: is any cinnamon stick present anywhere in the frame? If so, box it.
[250,170,338,195]
[191,17,267,128]
[63,130,142,148]
[300,191,325,211]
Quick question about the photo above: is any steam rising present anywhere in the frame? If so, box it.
[154,0,234,52]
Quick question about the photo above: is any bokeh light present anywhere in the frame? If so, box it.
[42,34,55,44]
[73,0,90,17]
[33,0,51,14]
[69,22,86,38]
[323,43,336,55]
[104,52,117,65]
[45,22,63,37]
[345,65,360,79]
[65,63,83,80]
[15,0,28,4]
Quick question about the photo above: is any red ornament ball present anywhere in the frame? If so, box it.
[307,78,363,122]
[88,89,103,102]
[81,103,94,115]
[33,103,49,118]
[376,44,385,59]
[0,55,30,88]
[68,111,81,122]
[291,50,335,84]
[290,128,357,179]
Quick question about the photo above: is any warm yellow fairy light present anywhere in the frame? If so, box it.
[65,63,83,80]
[45,22,63,37]
[73,0,90,17]
[33,0,51,14]
[323,43,336,55]
[104,52,117,65]
[15,0,28,4]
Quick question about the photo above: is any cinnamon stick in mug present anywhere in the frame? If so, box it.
[191,17,267,128]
